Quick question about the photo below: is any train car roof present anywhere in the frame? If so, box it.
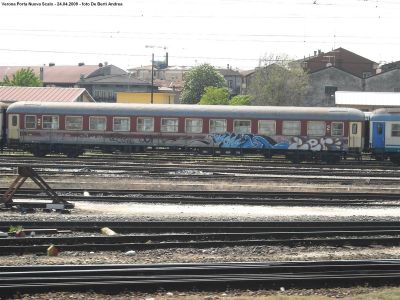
[370,108,400,121]
[7,102,365,121]
[0,101,7,109]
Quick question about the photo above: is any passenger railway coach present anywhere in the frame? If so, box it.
[370,108,400,164]
[6,101,365,163]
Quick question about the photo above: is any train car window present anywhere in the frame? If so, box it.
[331,122,344,136]
[185,118,203,133]
[352,123,358,134]
[377,124,383,135]
[258,120,276,136]
[161,118,179,133]
[25,115,37,129]
[233,120,251,134]
[282,121,301,136]
[65,116,83,130]
[391,124,400,137]
[11,116,18,127]
[137,117,154,132]
[307,121,326,136]
[42,115,59,130]
[209,119,227,133]
[113,117,130,132]
[89,116,106,131]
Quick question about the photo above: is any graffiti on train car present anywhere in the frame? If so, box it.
[209,133,347,151]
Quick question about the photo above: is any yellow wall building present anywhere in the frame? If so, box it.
[116,92,176,104]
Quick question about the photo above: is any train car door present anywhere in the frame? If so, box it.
[372,122,385,149]
[8,114,20,140]
[349,122,362,148]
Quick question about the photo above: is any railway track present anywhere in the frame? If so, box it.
[2,152,400,185]
[3,189,400,206]
[1,151,399,170]
[2,221,400,254]
[0,149,395,166]
[1,260,400,296]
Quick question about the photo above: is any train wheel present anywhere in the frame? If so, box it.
[322,154,341,164]
[263,151,272,159]
[213,149,222,156]
[287,154,301,164]
[31,148,48,157]
[66,150,83,158]
[234,149,242,156]
[199,148,212,155]
[389,156,400,165]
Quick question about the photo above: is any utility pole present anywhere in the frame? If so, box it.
[145,45,167,104]
[151,53,154,104]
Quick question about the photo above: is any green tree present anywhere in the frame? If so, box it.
[199,87,230,105]
[2,68,42,87]
[230,95,251,106]
[248,54,309,106]
[180,64,226,104]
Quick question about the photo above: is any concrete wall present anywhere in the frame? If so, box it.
[365,69,400,92]
[304,67,362,107]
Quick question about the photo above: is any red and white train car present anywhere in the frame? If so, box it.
[6,101,365,163]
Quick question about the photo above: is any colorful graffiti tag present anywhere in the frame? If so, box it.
[210,133,288,149]
[208,133,346,151]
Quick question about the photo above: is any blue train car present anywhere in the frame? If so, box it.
[370,108,400,164]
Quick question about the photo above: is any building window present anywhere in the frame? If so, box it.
[65,116,83,130]
[258,120,276,135]
[325,86,338,97]
[227,80,233,88]
[282,121,301,136]
[391,124,400,137]
[307,121,325,136]
[362,72,371,78]
[25,115,37,129]
[42,115,59,129]
[94,90,116,101]
[137,117,154,132]
[233,120,251,134]
[161,118,179,133]
[113,117,130,132]
[331,122,344,136]
[185,118,203,133]
[209,119,227,133]
[89,116,106,131]
[394,88,400,92]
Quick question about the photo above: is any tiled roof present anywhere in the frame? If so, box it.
[80,74,152,85]
[0,65,103,84]
[218,68,241,76]
[0,86,94,103]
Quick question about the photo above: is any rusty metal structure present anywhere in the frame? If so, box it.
[1,166,74,210]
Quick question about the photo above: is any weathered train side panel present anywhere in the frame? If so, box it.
[6,101,366,162]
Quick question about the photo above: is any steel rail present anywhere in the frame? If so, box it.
[3,220,400,231]
[2,189,400,206]
[0,237,400,255]
[1,260,400,296]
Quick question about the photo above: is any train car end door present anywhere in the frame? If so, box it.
[372,122,385,149]
[349,122,362,149]
[8,114,20,141]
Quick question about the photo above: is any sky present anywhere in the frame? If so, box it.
[0,0,399,71]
